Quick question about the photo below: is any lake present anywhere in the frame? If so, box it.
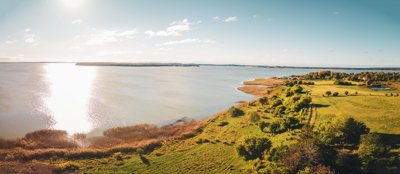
[0,63,397,138]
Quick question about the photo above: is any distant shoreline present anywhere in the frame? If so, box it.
[1,62,400,70]
[75,62,199,67]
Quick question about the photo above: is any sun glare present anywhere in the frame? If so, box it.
[61,0,85,8]
[43,63,97,135]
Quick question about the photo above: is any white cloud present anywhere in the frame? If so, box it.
[333,12,339,15]
[157,38,216,47]
[25,28,31,32]
[204,39,217,44]
[5,40,17,44]
[224,17,238,22]
[72,19,83,24]
[32,43,40,46]
[96,51,128,56]
[73,35,81,40]
[144,19,194,37]
[162,38,199,45]
[71,46,84,50]
[24,35,35,43]
[117,30,137,39]
[196,21,202,24]
[18,54,25,57]
[213,16,219,20]
[327,48,333,51]
[253,15,258,18]
[86,29,137,45]
[152,52,159,55]
[282,49,288,52]
[159,48,173,51]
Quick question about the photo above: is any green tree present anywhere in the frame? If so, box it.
[325,91,332,96]
[228,106,240,117]
[257,97,268,106]
[332,92,339,96]
[249,111,260,123]
[291,84,303,93]
[268,121,281,133]
[358,133,387,171]
[340,117,369,144]
[344,91,349,95]
[236,136,272,160]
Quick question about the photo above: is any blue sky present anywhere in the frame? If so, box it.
[0,0,399,66]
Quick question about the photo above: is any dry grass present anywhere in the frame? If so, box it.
[0,118,204,161]
[242,78,284,86]
[239,78,285,97]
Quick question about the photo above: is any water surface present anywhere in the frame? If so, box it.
[1,63,398,138]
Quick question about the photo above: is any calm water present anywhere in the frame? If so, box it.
[0,63,397,138]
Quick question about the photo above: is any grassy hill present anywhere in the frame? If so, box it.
[1,78,400,173]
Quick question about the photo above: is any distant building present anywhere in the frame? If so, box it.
[362,76,367,81]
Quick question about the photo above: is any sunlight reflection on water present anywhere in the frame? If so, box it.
[43,64,97,135]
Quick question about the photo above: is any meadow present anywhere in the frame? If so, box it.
[1,77,399,173]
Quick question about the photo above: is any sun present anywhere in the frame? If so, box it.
[61,0,85,8]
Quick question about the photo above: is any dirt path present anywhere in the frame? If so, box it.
[308,104,317,126]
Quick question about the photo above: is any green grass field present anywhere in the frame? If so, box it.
[22,81,400,173]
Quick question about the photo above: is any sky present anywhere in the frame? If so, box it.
[0,0,399,66]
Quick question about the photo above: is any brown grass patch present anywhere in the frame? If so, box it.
[0,117,204,161]
[242,78,284,86]
[237,86,273,96]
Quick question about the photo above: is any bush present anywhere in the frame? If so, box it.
[332,92,339,96]
[325,91,331,96]
[268,121,281,133]
[227,106,240,117]
[61,162,80,171]
[257,97,268,106]
[358,133,387,170]
[136,148,144,155]
[248,111,260,123]
[271,99,283,107]
[258,122,269,132]
[235,135,272,160]
[113,152,123,161]
[291,85,303,93]
[344,91,349,95]
[266,145,289,162]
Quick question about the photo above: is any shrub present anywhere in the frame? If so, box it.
[235,135,272,160]
[271,99,283,107]
[266,145,289,162]
[61,162,80,171]
[217,121,229,126]
[248,111,260,123]
[268,121,281,133]
[332,92,339,96]
[291,85,303,93]
[136,148,144,155]
[113,152,123,161]
[355,91,358,95]
[227,106,240,117]
[358,133,387,170]
[325,91,331,96]
[344,91,349,95]
[258,122,269,132]
[257,97,268,106]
